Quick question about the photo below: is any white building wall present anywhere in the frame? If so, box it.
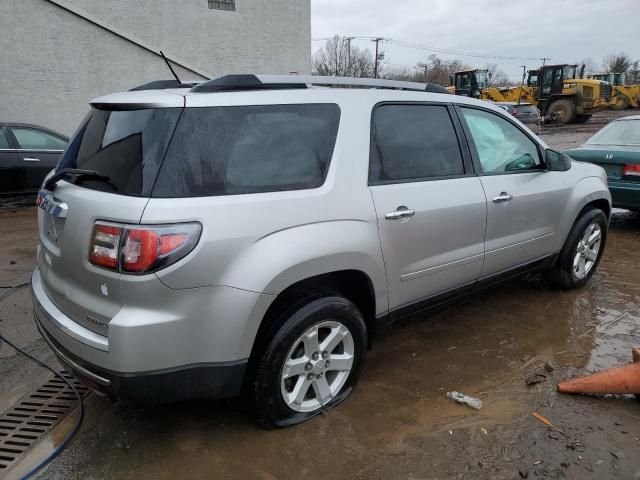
[0,0,311,134]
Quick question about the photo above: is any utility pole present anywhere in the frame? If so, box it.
[518,65,527,104]
[372,37,384,79]
[418,62,428,82]
[343,36,355,76]
[540,57,550,68]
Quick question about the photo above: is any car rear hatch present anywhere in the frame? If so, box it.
[36,91,184,337]
[566,145,640,181]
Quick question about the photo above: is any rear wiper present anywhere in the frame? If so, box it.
[44,168,115,192]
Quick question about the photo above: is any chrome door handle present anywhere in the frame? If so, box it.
[493,192,513,204]
[23,157,41,162]
[385,207,415,220]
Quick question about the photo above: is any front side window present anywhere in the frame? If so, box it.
[153,104,340,197]
[11,127,67,150]
[461,108,541,173]
[369,104,465,184]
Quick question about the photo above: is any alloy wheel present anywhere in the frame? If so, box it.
[280,320,354,413]
[573,221,602,279]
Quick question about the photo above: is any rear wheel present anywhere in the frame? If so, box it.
[610,94,630,111]
[546,208,607,289]
[548,99,576,124]
[253,292,367,428]
[573,114,592,124]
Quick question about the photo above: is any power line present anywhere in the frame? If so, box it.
[312,35,547,62]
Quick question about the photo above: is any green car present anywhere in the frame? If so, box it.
[566,115,640,211]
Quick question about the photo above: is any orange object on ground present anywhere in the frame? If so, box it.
[558,348,640,395]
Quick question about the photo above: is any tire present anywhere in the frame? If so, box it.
[545,208,608,290]
[573,114,592,124]
[610,94,630,111]
[253,292,367,428]
[548,99,576,124]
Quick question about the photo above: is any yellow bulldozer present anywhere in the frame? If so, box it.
[447,65,612,124]
[588,73,640,110]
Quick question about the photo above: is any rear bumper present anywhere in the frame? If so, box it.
[609,181,640,210]
[35,316,246,403]
[31,267,257,403]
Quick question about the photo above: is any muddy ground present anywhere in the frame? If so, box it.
[1,110,639,480]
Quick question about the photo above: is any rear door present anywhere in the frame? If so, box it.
[368,103,487,311]
[457,106,571,278]
[8,126,67,190]
[0,127,23,194]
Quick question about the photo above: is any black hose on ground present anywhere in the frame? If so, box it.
[0,282,85,480]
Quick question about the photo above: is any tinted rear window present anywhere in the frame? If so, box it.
[513,105,538,114]
[152,104,340,197]
[57,108,181,196]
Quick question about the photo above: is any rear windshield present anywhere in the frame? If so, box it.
[152,104,340,197]
[586,120,640,145]
[58,104,340,198]
[513,105,538,114]
[57,108,182,196]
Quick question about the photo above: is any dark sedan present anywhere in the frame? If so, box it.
[565,115,640,211]
[493,102,541,125]
[0,122,68,195]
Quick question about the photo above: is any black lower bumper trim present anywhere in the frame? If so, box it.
[36,318,247,405]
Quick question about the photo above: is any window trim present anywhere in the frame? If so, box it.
[368,101,476,187]
[453,104,545,177]
[7,126,67,153]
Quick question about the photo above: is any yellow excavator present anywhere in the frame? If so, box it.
[503,65,612,124]
[447,65,612,124]
[588,73,639,110]
[446,69,516,102]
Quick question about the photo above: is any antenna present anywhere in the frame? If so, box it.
[159,50,182,85]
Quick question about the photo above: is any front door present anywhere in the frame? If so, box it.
[458,106,571,278]
[540,66,563,99]
[368,103,487,311]
[8,126,67,190]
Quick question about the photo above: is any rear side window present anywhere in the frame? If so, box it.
[152,104,340,197]
[57,108,181,196]
[12,127,67,150]
[0,129,10,149]
[369,104,465,184]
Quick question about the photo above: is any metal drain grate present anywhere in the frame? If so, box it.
[0,372,90,476]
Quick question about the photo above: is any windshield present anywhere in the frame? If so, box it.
[586,120,640,145]
[57,108,182,195]
[475,71,488,89]
[562,65,577,80]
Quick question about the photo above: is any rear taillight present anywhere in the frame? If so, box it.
[89,224,122,269]
[622,164,640,178]
[89,222,201,274]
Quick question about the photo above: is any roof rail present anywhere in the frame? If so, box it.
[190,74,450,94]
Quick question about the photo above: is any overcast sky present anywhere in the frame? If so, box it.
[311,0,639,78]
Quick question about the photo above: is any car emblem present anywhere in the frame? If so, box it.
[605,153,614,161]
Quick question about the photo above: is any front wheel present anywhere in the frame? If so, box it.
[548,99,576,124]
[253,293,367,428]
[546,207,608,289]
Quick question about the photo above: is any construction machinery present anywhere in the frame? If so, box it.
[446,65,611,124]
[589,73,640,110]
[503,64,612,124]
[446,69,489,98]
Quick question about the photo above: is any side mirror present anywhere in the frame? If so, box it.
[545,149,572,171]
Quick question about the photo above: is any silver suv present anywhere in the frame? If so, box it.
[32,75,611,428]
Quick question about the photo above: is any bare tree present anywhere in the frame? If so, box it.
[312,35,375,78]
[383,55,471,86]
[603,52,633,73]
[485,63,510,87]
[576,57,598,76]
